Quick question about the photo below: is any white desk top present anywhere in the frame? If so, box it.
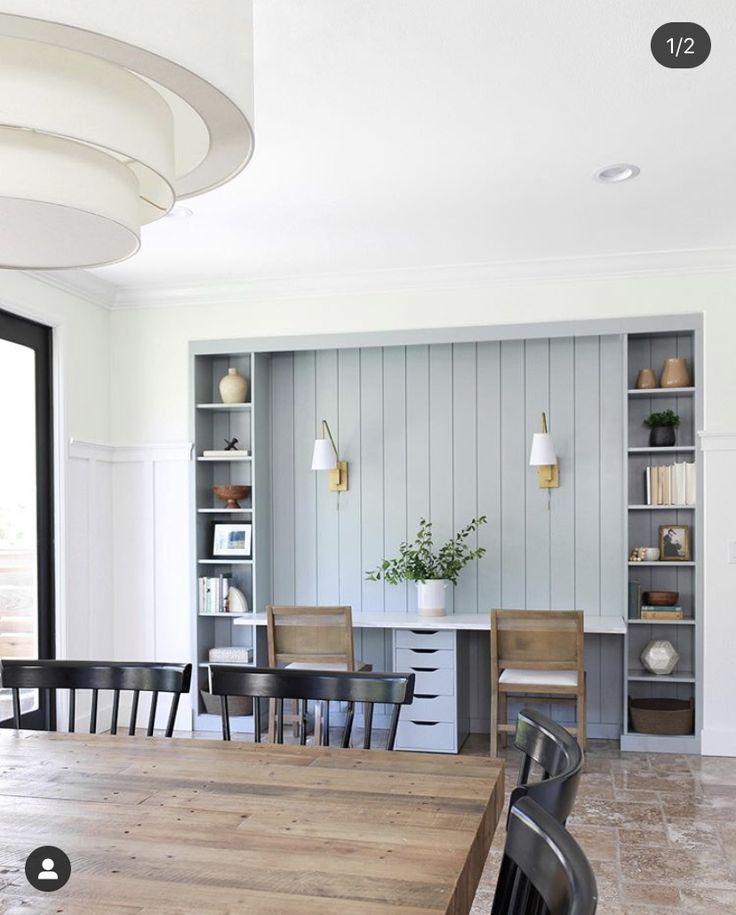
[233,611,627,635]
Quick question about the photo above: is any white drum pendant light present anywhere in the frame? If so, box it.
[0,2,255,269]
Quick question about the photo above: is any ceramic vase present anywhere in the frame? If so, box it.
[649,425,676,447]
[416,579,448,617]
[635,368,658,389]
[660,358,690,388]
[219,367,248,404]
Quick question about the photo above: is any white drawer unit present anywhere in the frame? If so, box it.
[395,628,456,650]
[394,629,461,753]
[395,720,456,753]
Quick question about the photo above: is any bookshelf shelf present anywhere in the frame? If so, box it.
[198,559,253,565]
[197,508,253,514]
[627,669,695,683]
[196,403,251,411]
[628,446,695,454]
[628,505,694,511]
[628,618,695,626]
[624,330,701,754]
[197,612,251,618]
[197,456,252,462]
[627,387,694,397]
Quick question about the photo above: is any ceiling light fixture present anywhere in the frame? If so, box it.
[593,164,640,184]
[166,206,194,220]
[0,3,254,269]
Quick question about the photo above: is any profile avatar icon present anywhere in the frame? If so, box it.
[25,845,71,891]
[38,858,58,881]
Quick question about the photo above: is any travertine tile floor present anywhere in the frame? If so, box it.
[190,729,736,913]
[461,735,736,915]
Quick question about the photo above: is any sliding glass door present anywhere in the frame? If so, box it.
[0,308,54,729]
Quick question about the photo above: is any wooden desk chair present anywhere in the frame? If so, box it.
[491,610,586,756]
[509,707,584,826]
[266,605,371,742]
[1,659,192,736]
[211,665,415,750]
[491,796,598,915]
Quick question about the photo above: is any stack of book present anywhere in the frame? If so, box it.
[645,462,695,506]
[198,574,232,613]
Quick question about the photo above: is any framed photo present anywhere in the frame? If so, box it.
[213,522,252,558]
[659,524,690,562]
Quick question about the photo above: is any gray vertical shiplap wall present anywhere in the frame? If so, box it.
[269,335,625,733]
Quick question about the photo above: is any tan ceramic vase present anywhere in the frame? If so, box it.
[660,358,690,388]
[635,368,658,389]
[219,367,248,404]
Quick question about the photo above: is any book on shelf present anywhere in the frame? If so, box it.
[628,580,641,620]
[640,606,684,620]
[198,573,232,613]
[644,462,695,506]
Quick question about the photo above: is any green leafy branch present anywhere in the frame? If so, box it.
[366,516,487,586]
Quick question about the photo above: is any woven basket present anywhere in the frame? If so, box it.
[200,690,252,717]
[629,697,693,735]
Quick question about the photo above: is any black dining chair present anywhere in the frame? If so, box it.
[0,659,192,737]
[491,796,598,915]
[209,665,415,749]
[508,707,584,825]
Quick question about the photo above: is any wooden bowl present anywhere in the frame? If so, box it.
[643,590,679,606]
[212,484,251,509]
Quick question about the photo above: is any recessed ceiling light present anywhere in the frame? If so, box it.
[594,164,640,183]
[166,206,194,220]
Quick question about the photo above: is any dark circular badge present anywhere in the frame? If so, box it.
[651,23,711,69]
[24,846,72,891]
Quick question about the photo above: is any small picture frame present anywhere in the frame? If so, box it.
[213,522,252,558]
[659,524,690,562]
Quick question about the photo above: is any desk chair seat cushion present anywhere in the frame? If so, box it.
[286,662,348,671]
[499,668,578,688]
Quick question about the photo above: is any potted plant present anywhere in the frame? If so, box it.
[366,516,487,617]
[643,409,680,447]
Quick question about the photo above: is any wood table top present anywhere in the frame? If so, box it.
[0,731,504,914]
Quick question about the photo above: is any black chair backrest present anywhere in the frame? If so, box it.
[509,707,584,825]
[209,665,415,750]
[1,660,192,737]
[492,797,598,915]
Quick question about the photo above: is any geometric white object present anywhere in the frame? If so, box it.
[640,639,679,676]
[0,2,254,268]
[529,432,557,466]
[226,586,249,614]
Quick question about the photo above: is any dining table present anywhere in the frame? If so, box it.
[0,730,504,914]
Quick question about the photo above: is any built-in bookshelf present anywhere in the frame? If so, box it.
[190,347,271,732]
[622,330,702,753]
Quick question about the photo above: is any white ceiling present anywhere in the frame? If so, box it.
[86,1,736,299]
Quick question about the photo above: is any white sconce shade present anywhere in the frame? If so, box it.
[0,2,254,268]
[311,437,337,471]
[529,413,560,489]
[312,420,348,491]
[529,433,557,467]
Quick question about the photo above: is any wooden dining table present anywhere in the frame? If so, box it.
[0,731,504,914]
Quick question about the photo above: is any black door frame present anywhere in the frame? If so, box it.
[0,307,55,729]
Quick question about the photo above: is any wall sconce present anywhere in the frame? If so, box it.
[529,412,559,488]
[311,419,348,492]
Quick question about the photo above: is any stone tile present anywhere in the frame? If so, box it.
[620,881,682,909]
[567,824,619,862]
[569,797,662,828]
[678,887,736,913]
[617,822,669,848]
[619,843,736,889]
[666,817,722,850]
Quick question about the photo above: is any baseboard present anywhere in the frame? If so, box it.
[469,718,620,740]
[701,728,736,757]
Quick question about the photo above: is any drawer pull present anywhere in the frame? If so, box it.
[411,721,439,727]
[410,629,439,635]
[413,694,439,700]
[409,648,439,654]
[410,667,438,673]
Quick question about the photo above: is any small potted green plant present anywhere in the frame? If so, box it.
[643,409,680,447]
[366,516,487,617]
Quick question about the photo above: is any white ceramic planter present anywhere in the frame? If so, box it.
[416,579,448,617]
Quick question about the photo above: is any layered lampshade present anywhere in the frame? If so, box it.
[0,2,255,268]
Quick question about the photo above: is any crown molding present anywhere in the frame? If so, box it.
[24,269,118,309]
[21,245,736,312]
[109,246,736,310]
